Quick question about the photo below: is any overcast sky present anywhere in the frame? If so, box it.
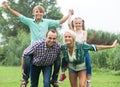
[57,0,120,33]
[0,0,120,33]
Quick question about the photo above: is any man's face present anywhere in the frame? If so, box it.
[46,31,57,47]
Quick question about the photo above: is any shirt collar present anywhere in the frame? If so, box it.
[33,18,44,23]
[44,41,57,50]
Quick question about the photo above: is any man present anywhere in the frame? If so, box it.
[22,29,61,87]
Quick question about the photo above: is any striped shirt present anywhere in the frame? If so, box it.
[22,39,61,66]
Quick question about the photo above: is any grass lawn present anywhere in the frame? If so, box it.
[0,66,120,87]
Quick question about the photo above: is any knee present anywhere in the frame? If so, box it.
[80,84,85,87]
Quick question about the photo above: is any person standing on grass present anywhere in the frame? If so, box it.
[61,30,117,87]
[2,1,73,87]
[59,14,92,87]
[22,29,61,87]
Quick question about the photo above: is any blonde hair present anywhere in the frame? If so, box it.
[33,5,45,14]
[63,29,76,42]
[73,17,85,30]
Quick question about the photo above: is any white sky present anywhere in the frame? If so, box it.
[57,0,120,33]
[0,0,120,33]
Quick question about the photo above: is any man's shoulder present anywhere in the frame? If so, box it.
[32,39,45,45]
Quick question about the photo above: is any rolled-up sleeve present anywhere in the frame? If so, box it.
[83,43,97,51]
[22,42,37,57]
[47,19,60,27]
[18,15,31,26]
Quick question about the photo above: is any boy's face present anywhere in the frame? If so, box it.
[33,8,44,20]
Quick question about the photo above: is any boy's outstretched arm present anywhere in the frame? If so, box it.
[96,40,117,50]
[2,1,21,16]
[59,9,74,24]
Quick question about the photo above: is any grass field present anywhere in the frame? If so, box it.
[0,66,120,87]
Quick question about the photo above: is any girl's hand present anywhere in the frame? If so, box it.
[77,40,83,44]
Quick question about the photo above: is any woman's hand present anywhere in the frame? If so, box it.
[111,39,118,48]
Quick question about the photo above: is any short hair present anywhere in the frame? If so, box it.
[46,29,58,37]
[33,5,45,14]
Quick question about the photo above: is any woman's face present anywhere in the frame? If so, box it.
[64,32,74,45]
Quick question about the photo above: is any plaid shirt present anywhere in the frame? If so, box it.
[23,39,61,66]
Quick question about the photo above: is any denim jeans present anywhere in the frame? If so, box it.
[51,57,61,81]
[85,52,92,76]
[30,64,52,87]
[61,58,68,69]
[23,55,32,81]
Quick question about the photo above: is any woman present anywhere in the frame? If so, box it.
[61,30,117,87]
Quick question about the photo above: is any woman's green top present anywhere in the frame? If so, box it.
[61,42,97,71]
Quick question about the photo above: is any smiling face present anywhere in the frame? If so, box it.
[73,17,83,30]
[33,6,44,21]
[46,30,58,47]
[64,32,75,46]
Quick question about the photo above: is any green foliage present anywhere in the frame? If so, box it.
[0,30,30,66]
[87,29,119,45]
[90,45,120,71]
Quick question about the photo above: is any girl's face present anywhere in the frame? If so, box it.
[64,32,74,45]
[33,8,44,20]
[73,18,83,29]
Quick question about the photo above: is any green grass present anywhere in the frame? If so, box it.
[0,66,120,87]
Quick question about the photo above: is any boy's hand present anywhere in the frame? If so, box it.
[2,1,9,9]
[68,9,74,15]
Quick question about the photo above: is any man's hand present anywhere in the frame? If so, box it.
[22,68,26,76]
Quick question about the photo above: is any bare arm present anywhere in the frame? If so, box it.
[2,1,21,17]
[83,30,87,42]
[59,9,73,24]
[68,15,73,29]
[96,40,117,50]
[77,30,87,44]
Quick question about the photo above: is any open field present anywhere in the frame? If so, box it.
[0,66,120,87]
